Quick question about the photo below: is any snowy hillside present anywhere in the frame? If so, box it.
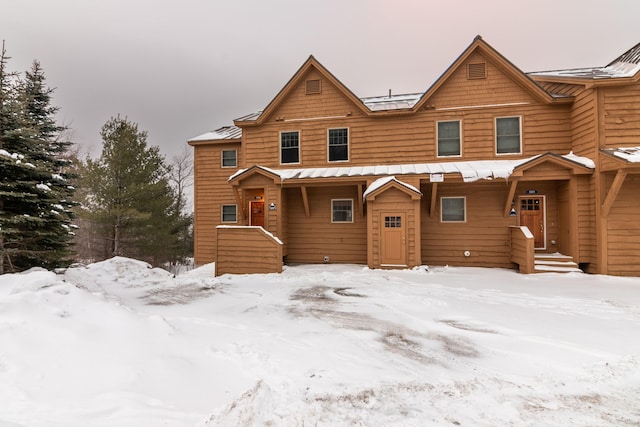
[1,257,639,426]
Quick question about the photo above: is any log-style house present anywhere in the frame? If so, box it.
[189,36,640,276]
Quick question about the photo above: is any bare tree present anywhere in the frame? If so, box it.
[169,146,194,214]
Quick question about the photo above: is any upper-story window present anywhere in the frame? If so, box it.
[496,116,521,155]
[280,131,300,164]
[328,128,349,162]
[221,149,237,168]
[437,120,461,157]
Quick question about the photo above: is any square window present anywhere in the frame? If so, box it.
[331,199,353,223]
[221,205,237,223]
[281,131,300,164]
[437,121,461,157]
[496,117,521,154]
[221,149,237,168]
[328,128,349,162]
[441,197,466,222]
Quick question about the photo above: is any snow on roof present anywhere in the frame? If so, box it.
[363,176,422,199]
[189,126,242,142]
[602,147,640,163]
[529,41,640,80]
[360,93,423,111]
[230,153,595,184]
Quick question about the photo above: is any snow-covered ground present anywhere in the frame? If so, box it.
[1,258,639,426]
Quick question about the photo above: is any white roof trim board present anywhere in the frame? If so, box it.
[229,153,595,184]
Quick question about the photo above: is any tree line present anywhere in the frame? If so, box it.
[0,42,192,274]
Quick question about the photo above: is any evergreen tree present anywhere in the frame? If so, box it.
[82,115,184,266]
[0,43,76,273]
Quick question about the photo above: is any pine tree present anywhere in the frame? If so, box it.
[0,44,76,273]
[82,115,184,266]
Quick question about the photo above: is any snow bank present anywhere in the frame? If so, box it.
[1,258,639,426]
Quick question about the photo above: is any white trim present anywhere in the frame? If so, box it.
[495,116,522,155]
[331,198,354,223]
[221,149,237,168]
[279,130,301,165]
[436,119,462,158]
[327,127,350,163]
[440,196,466,223]
[221,204,238,223]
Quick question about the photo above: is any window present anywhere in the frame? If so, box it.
[281,131,300,164]
[496,117,521,154]
[221,149,237,168]
[385,216,402,228]
[331,199,353,223]
[328,128,349,162]
[221,205,237,223]
[441,197,466,222]
[437,120,461,157]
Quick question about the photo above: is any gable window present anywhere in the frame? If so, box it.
[331,199,353,223]
[221,149,237,168]
[281,131,300,164]
[437,120,461,157]
[496,117,521,154]
[221,205,237,223]
[441,197,466,222]
[328,128,349,162]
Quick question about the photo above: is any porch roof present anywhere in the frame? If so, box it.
[229,152,594,184]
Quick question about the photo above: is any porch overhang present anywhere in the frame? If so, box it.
[363,176,422,202]
[600,147,640,173]
[509,152,595,180]
[228,165,283,186]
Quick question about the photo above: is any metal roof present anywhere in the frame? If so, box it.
[188,125,242,142]
[529,41,640,80]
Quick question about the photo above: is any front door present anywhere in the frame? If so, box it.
[250,201,264,227]
[380,213,407,266]
[519,196,545,249]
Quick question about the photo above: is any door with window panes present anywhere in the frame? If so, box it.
[380,213,407,266]
[519,196,545,249]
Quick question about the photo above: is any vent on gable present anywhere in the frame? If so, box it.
[467,62,487,79]
[305,79,321,94]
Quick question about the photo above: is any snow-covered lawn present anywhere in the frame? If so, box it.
[1,258,639,426]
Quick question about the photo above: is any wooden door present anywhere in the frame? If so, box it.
[519,196,545,249]
[380,213,407,266]
[250,201,264,227]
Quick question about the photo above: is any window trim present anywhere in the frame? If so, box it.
[221,204,238,223]
[280,130,301,165]
[221,149,237,168]
[327,127,349,163]
[495,116,522,155]
[331,199,354,223]
[440,196,466,223]
[436,120,462,158]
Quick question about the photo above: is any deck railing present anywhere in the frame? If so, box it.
[215,226,283,276]
[510,226,535,274]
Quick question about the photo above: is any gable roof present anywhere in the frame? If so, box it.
[234,55,372,126]
[363,176,422,201]
[188,125,241,144]
[413,35,560,110]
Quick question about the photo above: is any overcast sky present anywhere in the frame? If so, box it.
[2,0,638,159]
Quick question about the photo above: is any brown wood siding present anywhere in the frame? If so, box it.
[421,182,518,268]
[606,175,640,276]
[284,185,367,264]
[192,142,241,265]
[577,175,597,269]
[215,227,282,275]
[602,84,640,148]
[570,89,598,158]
